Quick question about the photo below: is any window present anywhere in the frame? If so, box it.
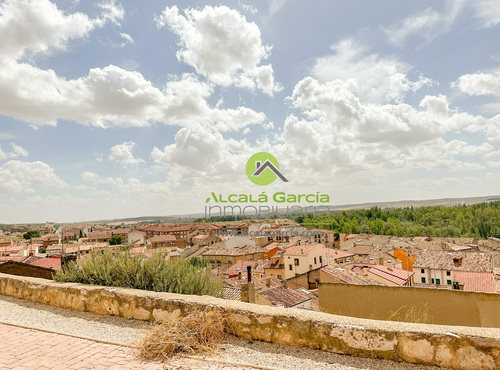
[289,264,293,271]
[277,275,282,280]
[314,257,317,265]
[319,256,323,265]
[421,269,424,274]
[421,277,426,283]
[436,279,441,285]
[447,280,452,285]
[431,278,434,284]
[446,271,451,276]
[294,258,299,266]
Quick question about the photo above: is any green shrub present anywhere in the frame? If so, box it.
[54,250,222,298]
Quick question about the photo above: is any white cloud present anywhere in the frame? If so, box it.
[81,171,124,187]
[239,2,257,15]
[156,5,281,95]
[382,2,465,47]
[94,0,124,27]
[473,0,500,28]
[0,0,94,59]
[452,72,500,96]
[311,39,434,103]
[278,77,492,176]
[0,60,266,129]
[0,143,29,160]
[0,160,67,193]
[119,32,134,44]
[151,126,250,175]
[0,2,269,130]
[109,141,144,165]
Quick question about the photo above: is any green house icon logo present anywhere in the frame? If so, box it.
[246,152,288,186]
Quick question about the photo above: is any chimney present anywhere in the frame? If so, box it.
[386,260,392,270]
[255,161,261,171]
[238,271,242,280]
[241,282,256,303]
[266,277,271,288]
[246,265,252,283]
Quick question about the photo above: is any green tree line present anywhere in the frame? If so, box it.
[297,201,500,239]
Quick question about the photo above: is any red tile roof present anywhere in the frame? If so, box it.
[284,243,325,256]
[347,245,372,255]
[30,257,61,270]
[452,271,496,293]
[328,249,354,259]
[368,265,413,286]
[258,286,311,308]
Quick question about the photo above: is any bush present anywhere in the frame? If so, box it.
[53,250,222,297]
[109,234,122,245]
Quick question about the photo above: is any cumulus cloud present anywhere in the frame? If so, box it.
[109,141,144,165]
[156,5,282,95]
[0,61,266,129]
[0,1,267,130]
[277,77,493,176]
[0,160,67,193]
[0,143,29,160]
[311,39,434,103]
[452,72,500,96]
[151,126,252,177]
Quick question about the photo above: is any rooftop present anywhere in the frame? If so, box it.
[452,271,496,293]
[413,250,492,272]
[258,286,311,308]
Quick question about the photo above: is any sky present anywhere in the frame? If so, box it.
[1,0,500,223]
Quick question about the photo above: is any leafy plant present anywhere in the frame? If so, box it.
[54,250,222,297]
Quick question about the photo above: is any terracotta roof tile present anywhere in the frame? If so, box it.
[451,271,495,293]
[258,286,311,308]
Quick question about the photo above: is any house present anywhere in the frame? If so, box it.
[41,234,60,248]
[0,260,55,279]
[258,242,282,260]
[328,249,354,264]
[307,228,336,248]
[191,233,221,247]
[264,249,286,280]
[128,230,146,246]
[413,250,493,287]
[141,224,191,240]
[201,243,266,269]
[451,271,495,293]
[111,228,129,243]
[366,264,414,286]
[320,265,381,285]
[149,235,177,249]
[87,231,112,243]
[283,242,328,280]
[257,286,312,309]
[346,245,372,261]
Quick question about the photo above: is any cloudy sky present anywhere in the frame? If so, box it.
[1,0,500,223]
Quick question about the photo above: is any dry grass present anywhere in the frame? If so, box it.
[138,308,227,361]
[387,303,432,324]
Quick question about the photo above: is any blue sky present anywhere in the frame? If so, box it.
[1,0,500,223]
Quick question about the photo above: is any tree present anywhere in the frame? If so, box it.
[23,230,40,240]
[109,235,122,245]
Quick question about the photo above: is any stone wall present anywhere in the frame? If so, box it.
[0,273,499,369]
[320,283,500,328]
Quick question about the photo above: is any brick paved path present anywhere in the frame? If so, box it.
[0,323,250,370]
